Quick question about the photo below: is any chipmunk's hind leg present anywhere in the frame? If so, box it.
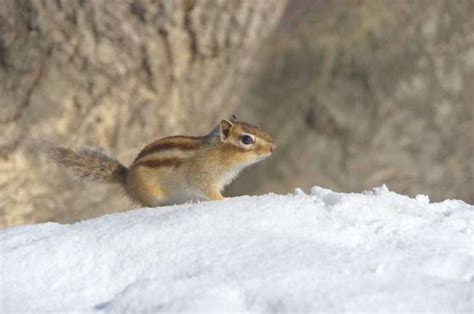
[204,189,224,201]
[125,165,166,207]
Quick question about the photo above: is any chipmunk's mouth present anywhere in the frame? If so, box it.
[251,154,269,164]
[270,143,277,153]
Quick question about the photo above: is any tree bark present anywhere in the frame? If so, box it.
[0,0,287,227]
[229,0,474,204]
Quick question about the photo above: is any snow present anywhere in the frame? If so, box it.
[1,185,473,313]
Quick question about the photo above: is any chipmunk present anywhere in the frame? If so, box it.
[48,116,276,207]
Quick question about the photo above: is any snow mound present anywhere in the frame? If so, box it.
[1,186,473,312]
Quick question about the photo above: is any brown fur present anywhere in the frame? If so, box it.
[134,136,201,161]
[136,158,184,169]
[49,119,275,207]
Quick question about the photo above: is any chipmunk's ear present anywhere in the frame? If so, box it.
[220,119,233,140]
[230,114,238,122]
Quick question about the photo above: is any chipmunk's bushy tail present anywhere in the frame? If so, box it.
[47,146,128,185]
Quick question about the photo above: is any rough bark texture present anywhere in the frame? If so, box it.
[230,0,474,203]
[0,0,286,227]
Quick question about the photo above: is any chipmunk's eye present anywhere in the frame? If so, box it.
[241,135,254,145]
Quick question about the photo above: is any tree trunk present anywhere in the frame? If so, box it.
[229,0,474,204]
[0,0,287,227]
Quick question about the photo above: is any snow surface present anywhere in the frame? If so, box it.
[1,186,473,313]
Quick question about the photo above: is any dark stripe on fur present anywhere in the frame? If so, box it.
[136,158,183,168]
[135,137,200,160]
[238,122,273,142]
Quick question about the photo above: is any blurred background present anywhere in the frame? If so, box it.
[1,0,473,227]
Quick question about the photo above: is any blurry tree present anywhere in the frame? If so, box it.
[230,0,474,203]
[0,0,286,227]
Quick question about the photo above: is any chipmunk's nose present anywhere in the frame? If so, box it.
[270,143,277,153]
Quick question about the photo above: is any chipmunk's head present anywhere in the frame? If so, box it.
[218,116,276,166]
